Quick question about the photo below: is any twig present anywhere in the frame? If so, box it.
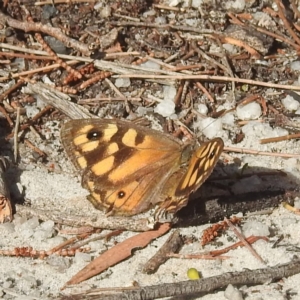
[224,217,265,264]
[23,82,94,119]
[223,145,300,158]
[142,230,184,274]
[0,11,91,56]
[16,205,156,232]
[275,0,300,46]
[115,73,300,91]
[260,133,300,144]
[208,236,269,257]
[61,258,300,300]
[13,107,20,163]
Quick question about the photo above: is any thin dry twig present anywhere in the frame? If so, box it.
[61,258,300,300]
[13,107,20,162]
[115,73,300,91]
[142,229,184,274]
[224,217,265,264]
[16,205,156,232]
[224,145,300,158]
[0,11,91,56]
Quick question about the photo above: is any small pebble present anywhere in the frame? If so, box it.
[191,0,203,8]
[224,284,243,300]
[140,60,161,70]
[19,217,39,231]
[242,220,270,237]
[74,252,92,263]
[44,36,68,54]
[281,95,300,111]
[40,220,55,231]
[225,0,245,12]
[290,61,300,71]
[196,117,223,139]
[236,102,262,120]
[195,103,208,115]
[47,255,71,272]
[2,279,14,289]
[221,112,235,126]
[115,78,131,88]
[154,99,175,117]
[33,229,54,241]
[99,6,111,18]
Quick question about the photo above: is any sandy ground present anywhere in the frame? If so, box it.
[0,121,300,300]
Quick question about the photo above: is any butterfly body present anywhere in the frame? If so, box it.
[61,119,223,217]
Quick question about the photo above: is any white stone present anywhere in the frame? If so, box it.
[169,0,181,6]
[236,102,262,120]
[19,217,39,231]
[242,220,270,237]
[224,284,243,300]
[136,106,153,116]
[282,95,300,111]
[2,280,13,288]
[141,60,161,70]
[74,252,92,263]
[26,105,40,119]
[196,103,208,115]
[253,12,275,27]
[33,229,54,241]
[46,236,67,248]
[47,255,71,271]
[40,220,55,231]
[143,9,156,17]
[154,99,175,117]
[155,16,167,24]
[294,197,300,209]
[222,43,237,54]
[291,61,300,71]
[115,78,131,88]
[13,214,27,227]
[225,0,245,12]
[197,117,223,139]
[185,19,198,26]
[191,0,203,8]
[99,6,111,18]
[89,240,106,252]
[221,112,235,126]
[163,85,177,102]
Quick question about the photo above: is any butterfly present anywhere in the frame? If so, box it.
[60,119,224,218]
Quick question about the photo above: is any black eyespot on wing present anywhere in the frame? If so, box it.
[118,191,126,198]
[209,150,216,159]
[87,129,102,140]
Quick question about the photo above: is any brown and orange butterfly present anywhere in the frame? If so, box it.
[61,119,223,218]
